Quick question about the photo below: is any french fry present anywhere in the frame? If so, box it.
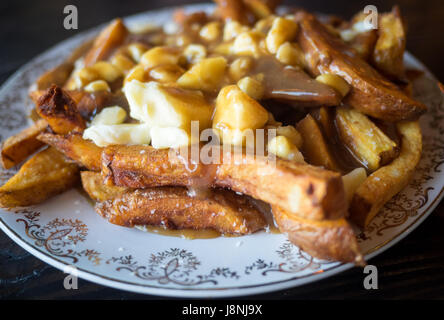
[1,119,47,169]
[83,19,128,67]
[343,11,377,60]
[372,6,406,80]
[36,85,86,135]
[37,132,102,171]
[350,121,422,227]
[96,187,266,235]
[214,0,250,25]
[0,147,79,208]
[173,10,208,29]
[82,171,267,234]
[243,0,280,19]
[348,32,377,61]
[40,132,345,222]
[81,171,126,201]
[336,107,398,171]
[101,144,348,221]
[31,89,128,120]
[311,106,336,139]
[273,205,364,264]
[297,12,426,121]
[34,38,94,90]
[342,167,367,204]
[297,114,340,171]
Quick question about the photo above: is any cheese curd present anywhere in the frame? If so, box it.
[91,106,127,125]
[83,123,151,147]
[124,80,213,130]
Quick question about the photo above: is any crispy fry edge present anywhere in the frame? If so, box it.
[350,121,422,227]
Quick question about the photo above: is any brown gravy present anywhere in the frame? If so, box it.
[250,56,341,107]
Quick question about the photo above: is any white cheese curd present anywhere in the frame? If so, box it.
[150,127,190,149]
[91,106,127,125]
[123,80,212,129]
[83,123,151,147]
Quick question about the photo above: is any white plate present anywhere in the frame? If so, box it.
[1,4,443,298]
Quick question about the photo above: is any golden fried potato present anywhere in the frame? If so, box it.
[83,19,128,67]
[81,171,128,201]
[342,11,377,60]
[173,10,208,29]
[1,119,47,169]
[273,205,364,264]
[31,89,124,120]
[214,0,250,25]
[342,167,367,204]
[336,107,398,171]
[102,144,348,221]
[34,38,94,90]
[37,132,102,171]
[36,85,86,135]
[311,106,336,139]
[348,32,377,61]
[297,12,426,121]
[297,114,340,171]
[0,147,79,208]
[350,121,422,227]
[82,171,267,235]
[243,0,279,19]
[372,6,406,80]
[96,187,266,235]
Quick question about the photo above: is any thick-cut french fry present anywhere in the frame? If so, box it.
[348,32,377,61]
[243,0,280,19]
[83,19,128,67]
[343,11,377,61]
[41,132,347,221]
[81,171,126,201]
[36,85,86,134]
[342,167,367,204]
[214,0,250,25]
[38,132,102,171]
[311,106,336,139]
[31,89,128,120]
[0,147,79,208]
[297,12,426,121]
[297,114,340,171]
[336,107,399,171]
[101,144,348,221]
[273,205,364,264]
[372,6,406,80]
[29,90,45,104]
[82,171,267,234]
[96,187,266,235]
[173,10,208,29]
[336,107,398,171]
[1,119,47,169]
[34,38,94,90]
[350,121,422,227]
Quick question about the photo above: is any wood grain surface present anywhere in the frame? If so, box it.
[0,0,443,299]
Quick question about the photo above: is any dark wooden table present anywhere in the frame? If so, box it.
[1,0,443,300]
